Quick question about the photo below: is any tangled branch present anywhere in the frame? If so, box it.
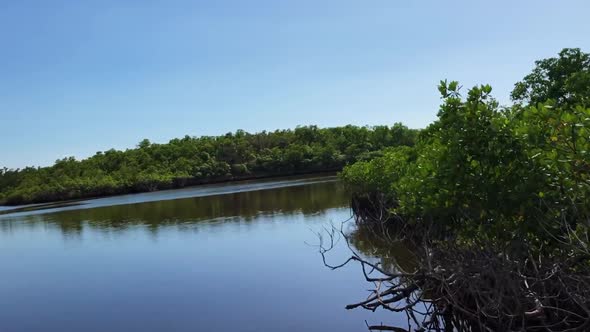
[318,195,590,332]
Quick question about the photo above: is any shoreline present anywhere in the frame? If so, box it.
[0,169,340,210]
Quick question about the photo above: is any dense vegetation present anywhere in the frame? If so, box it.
[0,124,417,205]
[337,48,590,331]
[342,47,590,248]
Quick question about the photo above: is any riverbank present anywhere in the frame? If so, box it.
[0,125,418,207]
[0,169,340,209]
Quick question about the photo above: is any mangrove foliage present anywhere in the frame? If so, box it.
[335,48,590,331]
[0,124,417,205]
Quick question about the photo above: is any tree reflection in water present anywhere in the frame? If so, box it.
[0,180,349,237]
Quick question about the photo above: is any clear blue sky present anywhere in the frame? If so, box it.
[1,0,589,169]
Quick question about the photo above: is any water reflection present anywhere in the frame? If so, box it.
[348,223,418,274]
[0,180,349,237]
[0,178,402,332]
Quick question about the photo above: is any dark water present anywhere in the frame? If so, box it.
[0,176,402,332]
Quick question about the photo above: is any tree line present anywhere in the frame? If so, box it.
[0,124,417,205]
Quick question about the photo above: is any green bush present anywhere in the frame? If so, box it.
[343,78,590,250]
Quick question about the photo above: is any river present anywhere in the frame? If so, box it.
[0,175,403,332]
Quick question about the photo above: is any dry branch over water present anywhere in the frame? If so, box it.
[319,197,590,331]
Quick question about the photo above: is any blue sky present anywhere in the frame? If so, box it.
[1,0,589,168]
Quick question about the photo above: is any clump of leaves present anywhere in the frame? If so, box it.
[342,49,590,251]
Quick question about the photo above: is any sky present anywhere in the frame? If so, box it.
[1,0,589,169]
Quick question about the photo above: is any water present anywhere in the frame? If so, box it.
[0,176,401,332]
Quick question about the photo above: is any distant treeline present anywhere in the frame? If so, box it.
[0,124,418,205]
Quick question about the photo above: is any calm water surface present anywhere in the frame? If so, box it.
[0,176,401,332]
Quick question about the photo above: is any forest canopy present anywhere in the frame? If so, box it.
[0,124,418,205]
